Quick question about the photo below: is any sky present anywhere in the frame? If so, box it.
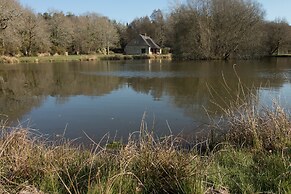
[18,0,291,24]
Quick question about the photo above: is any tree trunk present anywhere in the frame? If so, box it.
[107,41,109,55]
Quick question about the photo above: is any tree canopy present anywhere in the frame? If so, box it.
[0,0,290,59]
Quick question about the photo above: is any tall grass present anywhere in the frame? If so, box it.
[0,56,19,63]
[0,75,290,193]
[224,104,291,151]
[0,115,290,193]
[203,68,291,193]
[207,67,291,152]
[0,121,202,193]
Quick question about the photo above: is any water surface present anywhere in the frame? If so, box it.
[0,58,290,142]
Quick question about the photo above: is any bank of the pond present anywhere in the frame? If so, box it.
[0,54,172,64]
[273,54,291,57]
[0,104,290,194]
[0,60,290,193]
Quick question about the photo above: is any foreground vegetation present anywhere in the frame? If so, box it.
[0,101,290,193]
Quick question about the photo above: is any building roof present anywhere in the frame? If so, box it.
[140,34,161,49]
[126,34,161,49]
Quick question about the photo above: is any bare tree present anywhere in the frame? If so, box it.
[151,9,167,47]
[112,21,127,50]
[168,0,265,59]
[126,16,156,43]
[45,11,74,54]
[70,14,119,54]
[1,0,288,59]
[0,25,22,55]
[0,0,22,30]
[0,0,22,55]
[19,9,51,56]
[210,0,264,59]
[72,13,103,54]
[95,17,119,55]
[264,18,290,55]
[167,2,211,59]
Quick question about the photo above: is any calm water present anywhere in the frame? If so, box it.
[0,58,291,143]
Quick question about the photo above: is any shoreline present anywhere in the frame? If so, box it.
[271,54,291,57]
[0,55,290,193]
[0,54,172,64]
[0,103,290,193]
[1,54,290,64]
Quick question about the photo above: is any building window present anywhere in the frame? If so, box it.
[141,48,146,54]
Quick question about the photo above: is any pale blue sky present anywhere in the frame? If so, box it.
[19,0,291,24]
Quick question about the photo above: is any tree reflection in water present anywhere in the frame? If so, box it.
[0,58,290,143]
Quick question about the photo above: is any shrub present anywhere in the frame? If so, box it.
[226,105,291,151]
[0,56,19,63]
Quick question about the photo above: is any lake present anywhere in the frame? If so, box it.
[1,58,291,143]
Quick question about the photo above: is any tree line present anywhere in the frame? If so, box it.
[1,0,291,59]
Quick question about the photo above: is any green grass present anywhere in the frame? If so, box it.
[272,54,291,57]
[0,109,290,194]
[206,147,290,193]
[19,55,85,63]
[19,54,102,63]
[0,76,290,193]
[0,54,172,64]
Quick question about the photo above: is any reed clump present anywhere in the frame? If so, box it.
[116,119,199,194]
[207,72,291,152]
[224,104,291,152]
[0,56,19,64]
[0,97,290,193]
[203,70,291,193]
[0,123,204,194]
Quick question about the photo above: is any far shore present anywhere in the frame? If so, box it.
[0,54,172,64]
[272,54,291,57]
[1,53,291,64]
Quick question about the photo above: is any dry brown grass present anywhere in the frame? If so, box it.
[0,119,205,193]
[224,103,291,151]
[206,67,291,152]
[0,109,290,193]
[0,56,19,64]
[0,125,94,193]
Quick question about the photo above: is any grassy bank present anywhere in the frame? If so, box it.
[0,77,290,193]
[0,54,172,64]
[273,54,291,57]
[0,102,290,194]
